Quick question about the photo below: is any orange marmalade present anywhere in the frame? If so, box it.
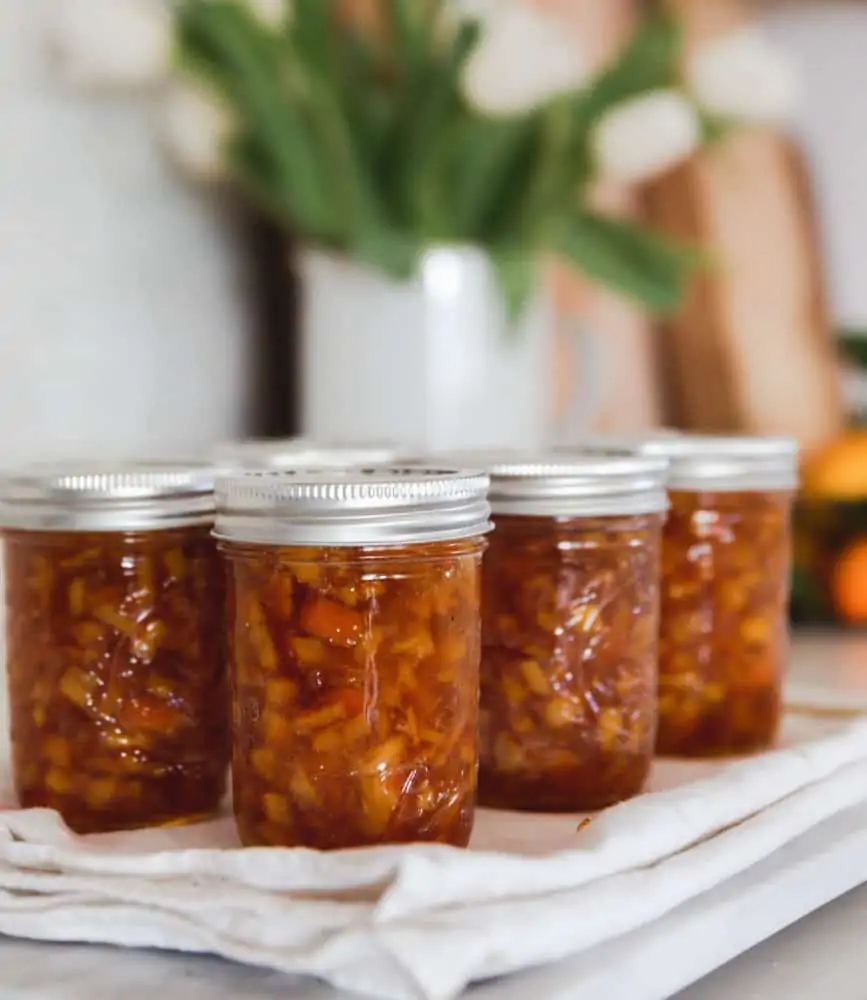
[639,436,798,757]
[472,454,668,812]
[0,464,226,833]
[216,467,490,849]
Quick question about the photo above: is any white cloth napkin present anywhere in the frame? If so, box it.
[0,713,865,1000]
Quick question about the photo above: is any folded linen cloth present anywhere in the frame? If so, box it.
[0,714,865,1000]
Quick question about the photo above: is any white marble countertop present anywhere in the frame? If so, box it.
[1,630,866,1000]
[1,879,866,1000]
[677,882,867,1000]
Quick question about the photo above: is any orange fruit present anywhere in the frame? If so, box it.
[802,432,867,500]
[832,538,867,624]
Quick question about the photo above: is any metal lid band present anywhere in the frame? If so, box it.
[215,467,492,547]
[416,452,670,518]
[562,434,799,493]
[0,462,216,532]
[638,435,799,492]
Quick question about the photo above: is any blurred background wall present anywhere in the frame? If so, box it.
[764,2,867,338]
[0,0,257,466]
[1,0,866,457]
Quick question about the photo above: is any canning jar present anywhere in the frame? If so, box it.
[641,436,799,757]
[0,463,227,833]
[476,455,669,812]
[216,467,490,849]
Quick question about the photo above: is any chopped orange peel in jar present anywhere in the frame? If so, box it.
[634,435,799,758]
[450,452,669,813]
[656,489,793,756]
[0,463,228,834]
[216,467,491,850]
[481,511,664,811]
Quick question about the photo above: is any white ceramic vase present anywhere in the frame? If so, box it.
[299,247,556,453]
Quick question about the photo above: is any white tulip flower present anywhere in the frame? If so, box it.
[52,0,173,89]
[462,3,587,117]
[592,90,702,185]
[161,81,236,184]
[688,28,800,124]
[245,0,292,30]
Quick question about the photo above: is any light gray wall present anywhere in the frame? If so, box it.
[0,0,257,467]
[765,1,867,332]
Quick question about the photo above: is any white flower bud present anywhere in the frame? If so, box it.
[160,81,235,184]
[462,3,586,117]
[592,90,702,185]
[52,0,172,89]
[245,0,292,30]
[688,28,800,124]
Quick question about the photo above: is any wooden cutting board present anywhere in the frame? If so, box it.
[540,0,665,436]
[645,0,844,454]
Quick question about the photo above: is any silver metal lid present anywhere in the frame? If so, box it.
[428,452,669,517]
[215,467,492,547]
[635,434,799,491]
[0,461,216,532]
[213,437,400,473]
[561,433,799,492]
[563,429,683,451]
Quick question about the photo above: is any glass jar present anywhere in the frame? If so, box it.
[639,436,799,757]
[0,463,227,833]
[216,467,490,850]
[475,455,669,812]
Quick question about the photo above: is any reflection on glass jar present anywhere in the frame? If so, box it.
[0,464,227,833]
[216,467,491,850]
[460,453,669,813]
